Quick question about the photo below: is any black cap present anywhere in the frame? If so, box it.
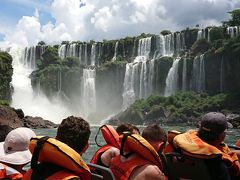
[200,112,232,134]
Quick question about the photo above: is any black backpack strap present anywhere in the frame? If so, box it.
[120,132,133,158]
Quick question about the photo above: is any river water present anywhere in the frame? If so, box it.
[34,125,240,163]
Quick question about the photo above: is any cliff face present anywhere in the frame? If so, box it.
[0,51,13,101]
[22,25,240,122]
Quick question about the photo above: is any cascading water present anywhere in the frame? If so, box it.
[112,41,119,61]
[82,69,96,116]
[163,34,174,56]
[164,58,181,96]
[10,46,71,123]
[122,37,152,108]
[90,43,97,66]
[227,26,239,38]
[191,54,205,92]
[197,29,205,40]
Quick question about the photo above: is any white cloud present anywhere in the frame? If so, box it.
[0,0,239,47]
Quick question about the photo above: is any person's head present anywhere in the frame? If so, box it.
[198,112,230,145]
[0,125,13,142]
[116,123,134,135]
[132,125,140,135]
[0,127,36,171]
[142,124,167,153]
[56,116,91,155]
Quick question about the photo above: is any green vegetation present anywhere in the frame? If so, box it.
[223,9,240,26]
[161,30,172,35]
[129,92,240,122]
[191,39,210,55]
[98,60,126,72]
[0,52,13,101]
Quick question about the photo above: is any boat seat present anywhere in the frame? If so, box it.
[87,163,115,180]
[164,152,231,180]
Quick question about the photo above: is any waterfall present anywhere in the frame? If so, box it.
[182,57,187,91]
[84,43,88,65]
[197,29,205,40]
[122,63,136,109]
[122,37,152,108]
[58,44,67,58]
[90,43,97,66]
[207,28,211,42]
[175,33,181,55]
[227,26,240,38]
[10,46,70,123]
[112,41,119,61]
[155,34,165,58]
[164,58,180,96]
[82,69,96,116]
[163,34,174,56]
[191,54,205,92]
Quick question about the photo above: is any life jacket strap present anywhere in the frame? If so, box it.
[30,136,65,180]
[120,132,133,158]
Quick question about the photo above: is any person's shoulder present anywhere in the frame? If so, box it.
[130,164,165,180]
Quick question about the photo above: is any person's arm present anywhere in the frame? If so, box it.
[100,147,120,167]
[130,164,165,180]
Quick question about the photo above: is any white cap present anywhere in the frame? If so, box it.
[0,127,36,165]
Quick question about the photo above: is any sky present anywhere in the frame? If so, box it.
[0,0,239,47]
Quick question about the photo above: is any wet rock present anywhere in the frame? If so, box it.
[23,116,58,129]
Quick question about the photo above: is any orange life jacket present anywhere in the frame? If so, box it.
[23,136,91,180]
[90,125,120,165]
[0,163,22,180]
[164,130,181,154]
[110,132,164,179]
[110,154,152,180]
[173,130,240,176]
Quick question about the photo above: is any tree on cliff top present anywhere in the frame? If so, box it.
[41,47,60,67]
[223,9,240,26]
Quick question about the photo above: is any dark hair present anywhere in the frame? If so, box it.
[116,123,134,135]
[132,125,140,134]
[142,124,167,143]
[56,116,91,153]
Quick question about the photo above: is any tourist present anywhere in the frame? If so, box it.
[23,116,91,180]
[116,123,136,135]
[0,127,36,179]
[91,123,139,167]
[163,130,181,153]
[109,124,167,180]
[173,112,240,179]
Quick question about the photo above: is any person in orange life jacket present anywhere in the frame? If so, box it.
[24,116,91,180]
[95,123,140,167]
[236,139,240,147]
[116,123,140,135]
[198,112,240,178]
[233,139,240,159]
[174,112,240,179]
[0,127,36,179]
[110,124,167,180]
[163,130,181,153]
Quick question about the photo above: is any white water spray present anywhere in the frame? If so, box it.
[10,46,72,123]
